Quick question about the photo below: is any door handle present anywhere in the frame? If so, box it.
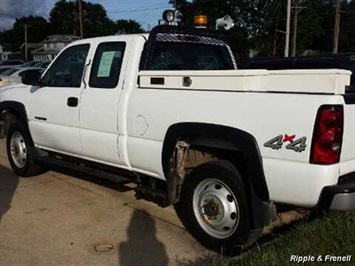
[67,97,78,107]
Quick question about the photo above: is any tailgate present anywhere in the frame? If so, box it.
[340,93,355,176]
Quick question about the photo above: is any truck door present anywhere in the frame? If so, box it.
[79,40,129,166]
[28,44,90,155]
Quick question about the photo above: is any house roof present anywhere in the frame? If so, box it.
[20,43,42,50]
[42,34,81,43]
[32,48,58,55]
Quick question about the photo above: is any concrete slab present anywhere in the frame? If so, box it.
[0,140,214,265]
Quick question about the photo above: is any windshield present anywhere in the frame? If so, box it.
[146,33,236,71]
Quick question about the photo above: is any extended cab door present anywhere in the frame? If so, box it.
[28,44,90,155]
[79,40,129,166]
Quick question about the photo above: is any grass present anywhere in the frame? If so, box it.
[226,211,355,266]
[177,211,355,266]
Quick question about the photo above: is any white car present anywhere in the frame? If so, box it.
[0,67,43,88]
[0,59,24,67]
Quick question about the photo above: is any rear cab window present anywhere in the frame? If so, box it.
[144,30,236,71]
[89,42,126,89]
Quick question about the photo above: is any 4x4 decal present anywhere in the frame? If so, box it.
[264,134,307,152]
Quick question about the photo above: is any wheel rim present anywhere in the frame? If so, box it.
[10,131,27,168]
[192,178,240,239]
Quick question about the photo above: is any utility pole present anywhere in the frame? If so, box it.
[78,0,84,38]
[291,5,306,57]
[333,0,341,54]
[292,9,298,57]
[24,24,28,62]
[284,0,291,57]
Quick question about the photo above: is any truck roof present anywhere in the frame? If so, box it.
[65,33,149,47]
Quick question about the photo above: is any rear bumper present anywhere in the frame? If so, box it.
[318,172,355,211]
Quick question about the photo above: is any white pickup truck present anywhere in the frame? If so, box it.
[0,25,354,253]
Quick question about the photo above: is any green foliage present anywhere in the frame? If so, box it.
[49,0,116,37]
[231,212,355,266]
[175,212,355,265]
[2,0,355,56]
[0,0,145,52]
[0,16,50,52]
[172,0,282,53]
[174,0,355,56]
[339,0,355,52]
[116,19,145,34]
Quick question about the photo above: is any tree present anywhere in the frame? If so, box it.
[14,16,51,43]
[115,19,145,34]
[171,0,279,60]
[0,16,50,52]
[172,0,355,57]
[49,0,116,37]
[338,0,355,52]
[262,0,329,57]
[172,0,278,35]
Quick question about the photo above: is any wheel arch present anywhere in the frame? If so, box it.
[0,101,29,122]
[0,101,29,137]
[161,122,270,231]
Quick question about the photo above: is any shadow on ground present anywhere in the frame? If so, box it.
[118,210,169,266]
[0,164,19,221]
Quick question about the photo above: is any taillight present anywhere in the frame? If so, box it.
[310,105,343,164]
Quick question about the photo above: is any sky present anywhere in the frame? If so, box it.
[0,0,173,31]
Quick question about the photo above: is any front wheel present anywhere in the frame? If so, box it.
[175,160,250,254]
[6,121,46,177]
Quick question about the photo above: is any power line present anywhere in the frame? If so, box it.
[106,6,170,14]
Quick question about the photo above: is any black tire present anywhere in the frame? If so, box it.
[175,160,250,254]
[6,121,46,177]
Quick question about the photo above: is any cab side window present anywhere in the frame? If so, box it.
[43,44,90,88]
[89,42,126,89]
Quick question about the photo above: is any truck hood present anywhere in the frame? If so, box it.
[0,83,33,105]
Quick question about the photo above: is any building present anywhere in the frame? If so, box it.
[20,43,42,61]
[32,34,81,61]
[0,45,11,61]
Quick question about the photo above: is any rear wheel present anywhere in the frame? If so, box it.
[175,160,250,254]
[6,121,46,177]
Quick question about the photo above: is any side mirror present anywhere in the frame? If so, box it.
[21,71,42,86]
